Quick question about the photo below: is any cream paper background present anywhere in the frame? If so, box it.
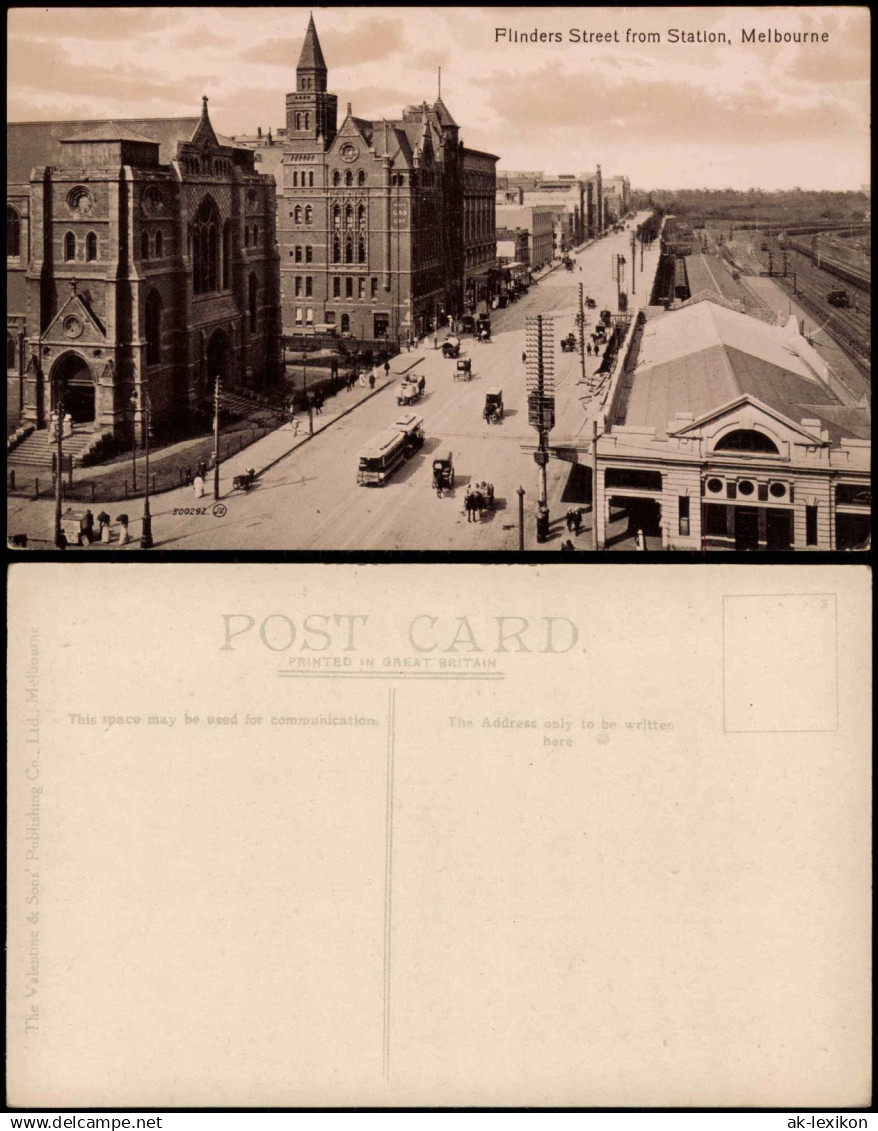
[6,564,871,1108]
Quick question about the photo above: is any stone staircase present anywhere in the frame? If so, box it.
[8,427,98,470]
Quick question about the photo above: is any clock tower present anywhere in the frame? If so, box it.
[285,13,337,151]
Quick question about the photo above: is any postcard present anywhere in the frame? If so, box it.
[7,563,871,1106]
[6,6,871,552]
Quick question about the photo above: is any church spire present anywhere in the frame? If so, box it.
[296,13,328,83]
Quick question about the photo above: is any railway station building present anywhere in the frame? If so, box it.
[6,102,280,446]
[595,297,870,551]
[277,15,498,343]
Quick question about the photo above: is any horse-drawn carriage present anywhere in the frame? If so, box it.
[432,451,454,493]
[476,315,491,343]
[560,333,577,353]
[484,387,504,423]
[455,357,472,381]
[232,468,257,492]
[442,336,461,358]
[585,296,596,309]
[397,378,423,406]
[464,481,495,520]
[60,508,93,546]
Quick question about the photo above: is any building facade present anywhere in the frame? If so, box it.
[7,101,279,444]
[594,299,870,551]
[494,203,554,269]
[277,16,497,343]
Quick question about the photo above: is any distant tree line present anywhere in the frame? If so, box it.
[630,188,868,226]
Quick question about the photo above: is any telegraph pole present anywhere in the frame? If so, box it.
[53,376,65,548]
[631,231,636,294]
[578,283,587,384]
[213,375,221,500]
[526,314,555,542]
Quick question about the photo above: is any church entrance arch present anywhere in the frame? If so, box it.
[49,352,95,425]
[206,328,232,390]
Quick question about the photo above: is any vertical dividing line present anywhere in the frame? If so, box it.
[383,686,396,1081]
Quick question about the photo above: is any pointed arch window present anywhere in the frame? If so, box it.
[294,206,302,224]
[222,221,231,288]
[253,224,260,246]
[357,204,366,230]
[332,204,341,229]
[7,332,17,372]
[358,236,366,264]
[344,171,353,187]
[193,196,220,294]
[64,231,76,261]
[141,230,150,260]
[304,206,313,225]
[295,113,303,130]
[145,290,162,366]
[344,236,354,264]
[7,207,21,257]
[248,273,258,334]
[154,230,163,258]
[345,205,354,230]
[357,170,366,187]
[86,231,98,261]
[332,170,341,187]
[332,234,341,263]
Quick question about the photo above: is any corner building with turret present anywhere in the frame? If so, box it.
[279,16,498,343]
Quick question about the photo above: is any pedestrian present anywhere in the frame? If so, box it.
[561,539,575,553]
[368,371,376,391]
[117,521,129,546]
[83,508,94,543]
[586,342,592,357]
[566,507,575,532]
[573,508,583,535]
[193,474,205,499]
[635,528,646,551]
[184,464,192,485]
[384,360,390,379]
[197,458,207,481]
[359,370,366,388]
[418,375,425,394]
[522,351,527,365]
[315,392,324,415]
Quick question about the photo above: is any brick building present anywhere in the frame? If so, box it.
[6,100,280,445]
[277,16,497,343]
[494,203,554,269]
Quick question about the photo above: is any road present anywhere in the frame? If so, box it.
[9,214,659,551]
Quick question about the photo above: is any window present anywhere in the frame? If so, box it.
[305,307,313,325]
[64,231,76,261]
[295,113,302,130]
[294,206,303,224]
[305,245,313,263]
[295,246,302,263]
[341,313,350,333]
[345,204,354,230]
[358,237,366,264]
[295,307,303,325]
[805,506,818,546]
[304,113,310,131]
[678,496,690,537]
[325,311,335,324]
[145,290,162,366]
[332,170,341,187]
[295,276,302,297]
[332,235,341,263]
[304,206,313,224]
[358,277,365,299]
[222,221,231,288]
[248,274,258,333]
[308,172,314,187]
[333,277,341,298]
[357,170,366,187]
[345,237,353,263]
[305,276,313,297]
[345,171,353,187]
[714,428,779,454]
[357,204,366,230]
[86,231,97,261]
[292,171,298,187]
[345,277,353,298]
[141,231,150,260]
[7,332,16,372]
[253,225,259,245]
[192,196,220,294]
[7,207,21,257]
[371,278,378,299]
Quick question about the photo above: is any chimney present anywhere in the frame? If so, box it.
[257,126,262,139]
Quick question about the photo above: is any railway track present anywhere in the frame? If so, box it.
[787,238,870,291]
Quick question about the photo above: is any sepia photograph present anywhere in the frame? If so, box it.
[6,563,872,1108]
[5,5,871,552]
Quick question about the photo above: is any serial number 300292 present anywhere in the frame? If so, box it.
[173,506,208,515]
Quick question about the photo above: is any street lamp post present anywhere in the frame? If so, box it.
[517,486,525,552]
[631,231,636,295]
[213,374,221,501]
[141,389,153,548]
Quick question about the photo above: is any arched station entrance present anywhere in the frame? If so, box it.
[206,328,232,391]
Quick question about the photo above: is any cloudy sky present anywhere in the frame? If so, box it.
[7,5,870,190]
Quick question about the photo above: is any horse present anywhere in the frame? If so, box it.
[464,490,486,522]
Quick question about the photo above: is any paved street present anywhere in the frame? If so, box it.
[9,214,658,551]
